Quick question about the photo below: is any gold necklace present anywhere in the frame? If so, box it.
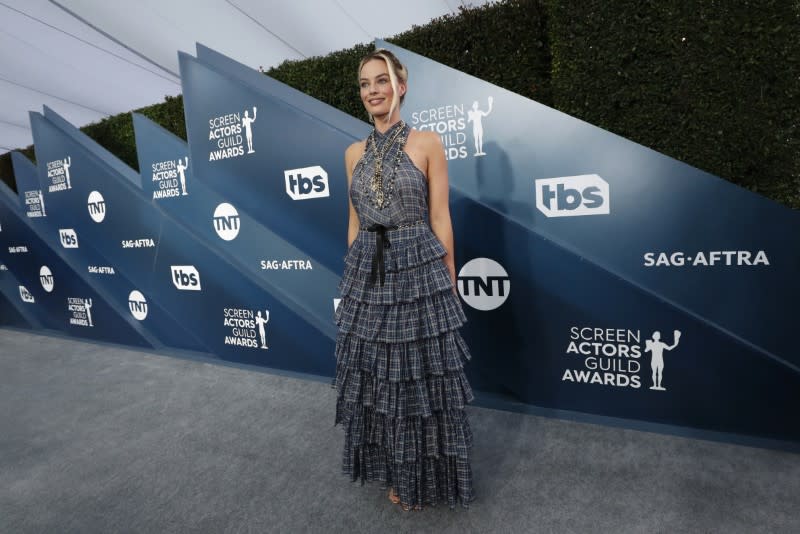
[367,121,406,208]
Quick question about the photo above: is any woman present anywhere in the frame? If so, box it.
[333,49,475,510]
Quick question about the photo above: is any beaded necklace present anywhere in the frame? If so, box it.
[366,121,406,209]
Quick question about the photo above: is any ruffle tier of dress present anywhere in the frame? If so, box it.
[334,223,475,508]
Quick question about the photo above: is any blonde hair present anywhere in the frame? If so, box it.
[358,48,408,123]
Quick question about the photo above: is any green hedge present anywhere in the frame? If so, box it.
[548,0,800,208]
[267,0,551,117]
[1,0,797,208]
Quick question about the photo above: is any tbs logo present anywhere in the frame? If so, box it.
[535,174,610,217]
[59,228,79,248]
[284,166,329,200]
[19,285,35,303]
[171,265,201,291]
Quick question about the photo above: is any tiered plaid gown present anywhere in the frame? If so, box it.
[333,121,475,508]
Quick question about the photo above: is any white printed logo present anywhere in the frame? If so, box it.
[285,166,330,200]
[68,297,94,327]
[59,228,79,248]
[208,107,257,161]
[128,290,148,320]
[46,157,72,193]
[24,190,46,217]
[121,238,156,249]
[410,97,494,161]
[87,191,106,223]
[223,307,270,350]
[643,251,769,267]
[260,259,313,270]
[561,326,683,391]
[213,203,240,241]
[151,157,189,199]
[645,330,681,391]
[457,258,510,311]
[19,285,35,303]
[171,265,201,291]
[39,265,54,292]
[535,175,610,217]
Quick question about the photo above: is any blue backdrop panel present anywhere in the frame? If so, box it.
[174,50,378,376]
[0,236,37,330]
[0,289,31,329]
[378,41,799,443]
[30,109,204,352]
[190,44,511,395]
[0,168,151,346]
[132,112,334,376]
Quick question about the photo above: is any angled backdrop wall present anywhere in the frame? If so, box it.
[1,42,796,448]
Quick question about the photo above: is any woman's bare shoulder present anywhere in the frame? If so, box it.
[345,139,367,159]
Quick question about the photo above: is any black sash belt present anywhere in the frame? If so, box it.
[363,220,425,287]
[365,224,391,287]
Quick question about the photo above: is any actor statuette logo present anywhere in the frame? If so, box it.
[213,203,240,241]
[535,175,610,217]
[59,228,79,248]
[645,330,681,390]
[561,326,683,391]
[24,190,46,217]
[171,265,201,291]
[284,166,330,200]
[68,297,94,327]
[410,97,494,160]
[224,307,271,350]
[46,157,72,192]
[39,265,54,293]
[19,285,35,303]
[87,191,106,223]
[457,258,510,311]
[128,290,148,321]
[208,107,257,161]
[151,157,189,199]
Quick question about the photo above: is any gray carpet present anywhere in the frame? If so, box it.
[0,329,798,534]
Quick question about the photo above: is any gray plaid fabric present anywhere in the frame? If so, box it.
[333,122,475,508]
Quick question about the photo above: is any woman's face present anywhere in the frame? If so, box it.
[359,58,404,119]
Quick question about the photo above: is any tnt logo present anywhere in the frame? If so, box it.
[171,265,201,291]
[39,265,54,293]
[284,166,329,200]
[19,285,35,303]
[535,174,610,217]
[213,203,240,241]
[59,228,79,248]
[87,191,106,222]
[128,290,148,320]
[457,258,510,311]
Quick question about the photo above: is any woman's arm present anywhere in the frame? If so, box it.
[344,142,363,248]
[424,132,457,288]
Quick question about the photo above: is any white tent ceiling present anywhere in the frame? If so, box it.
[0,0,488,155]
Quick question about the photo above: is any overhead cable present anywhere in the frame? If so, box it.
[0,75,111,116]
[224,0,306,59]
[0,0,180,84]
